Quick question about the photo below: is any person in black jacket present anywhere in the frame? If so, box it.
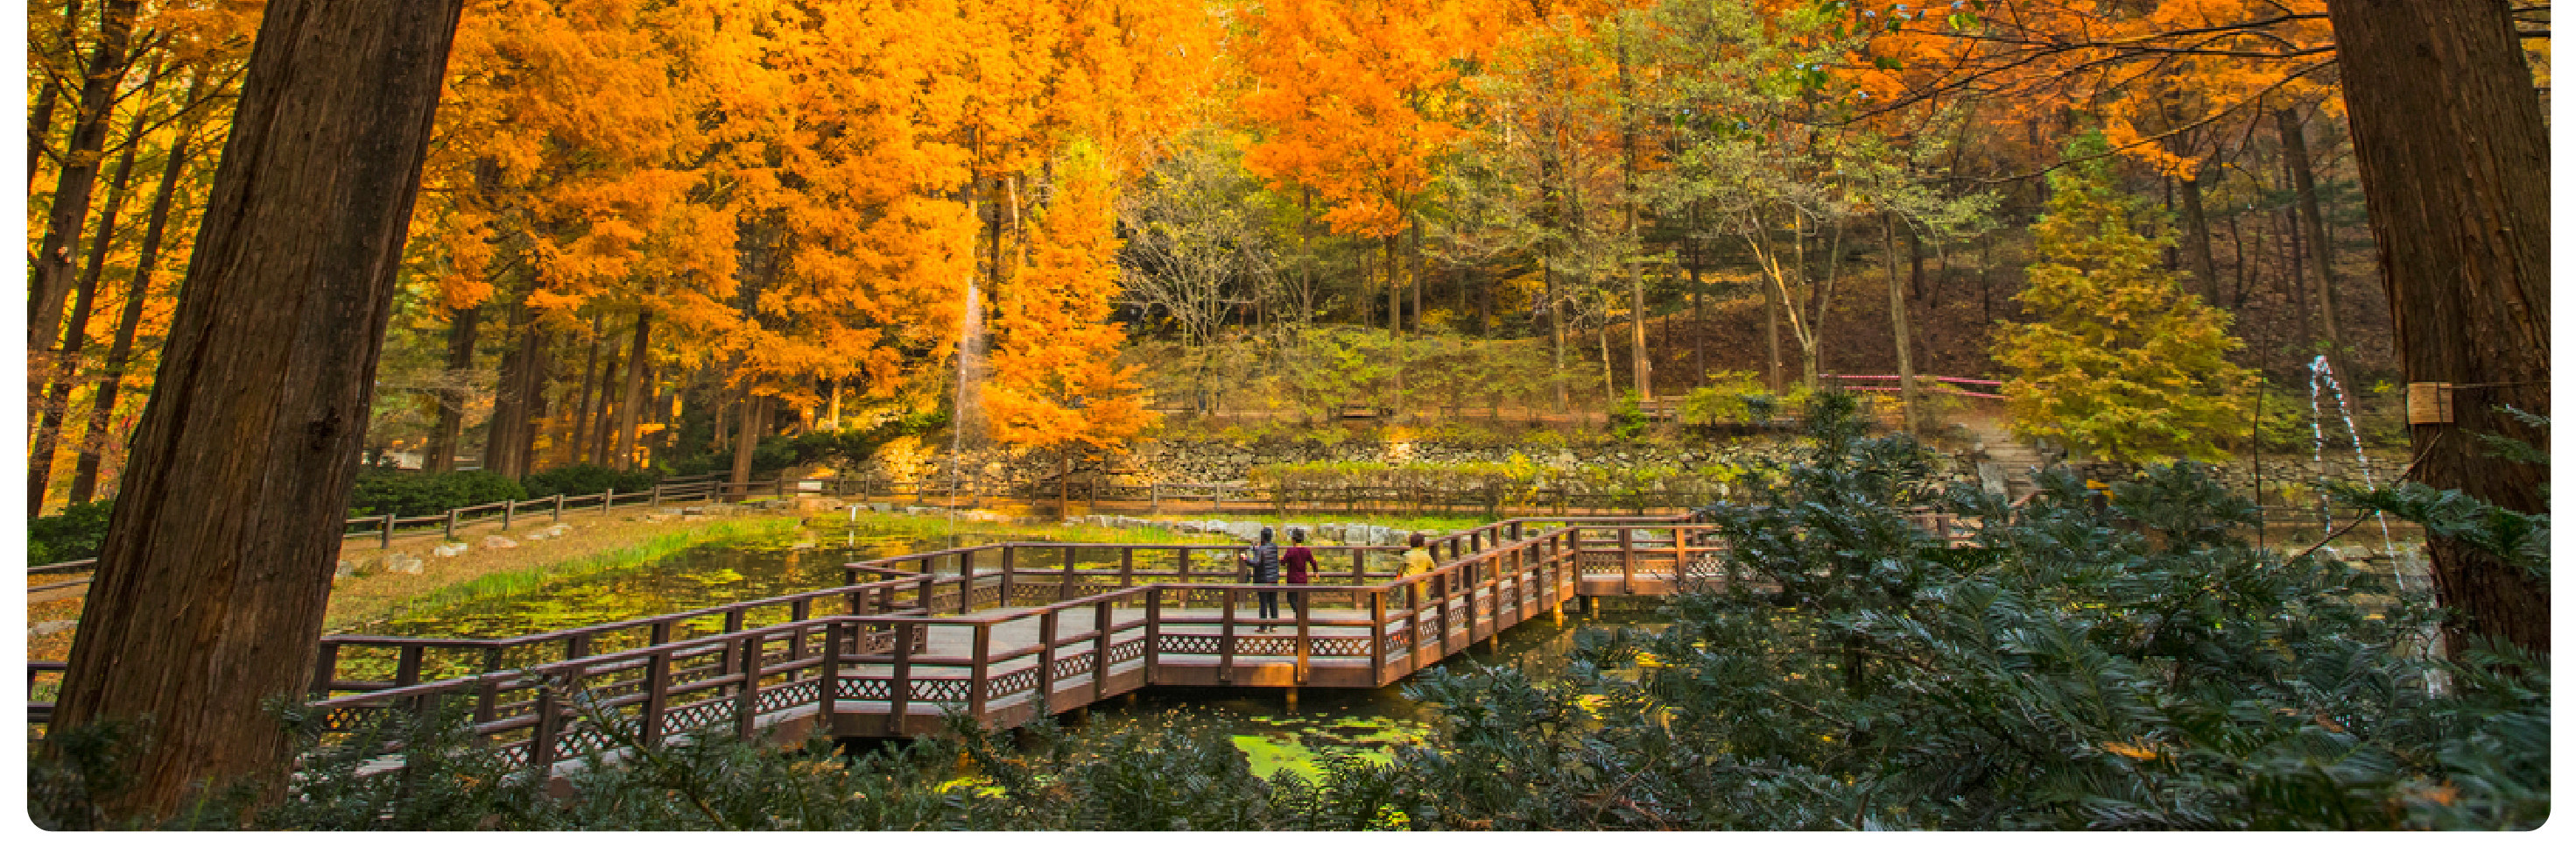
[1241,526,1282,632]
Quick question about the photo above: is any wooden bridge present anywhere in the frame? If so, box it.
[25,513,1967,782]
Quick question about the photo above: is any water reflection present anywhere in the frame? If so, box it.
[1089,599,1670,780]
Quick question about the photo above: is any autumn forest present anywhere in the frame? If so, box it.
[22,0,2553,827]
[35,0,2541,511]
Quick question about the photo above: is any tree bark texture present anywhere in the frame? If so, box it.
[2325,0,2549,657]
[49,0,468,819]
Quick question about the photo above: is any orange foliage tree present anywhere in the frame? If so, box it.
[983,149,1153,498]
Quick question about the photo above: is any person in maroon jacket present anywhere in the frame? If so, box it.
[1281,527,1317,618]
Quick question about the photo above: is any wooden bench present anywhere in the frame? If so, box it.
[1636,398,1681,421]
[1334,403,1391,420]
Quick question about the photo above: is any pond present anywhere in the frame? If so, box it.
[1080,601,1665,780]
[362,521,1062,639]
[359,522,1670,777]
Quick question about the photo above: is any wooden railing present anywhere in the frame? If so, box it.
[26,511,2038,792]
[25,515,1741,760]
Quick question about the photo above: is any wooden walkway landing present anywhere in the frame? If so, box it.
[26,512,1974,782]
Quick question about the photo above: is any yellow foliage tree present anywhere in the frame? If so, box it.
[983,149,1154,472]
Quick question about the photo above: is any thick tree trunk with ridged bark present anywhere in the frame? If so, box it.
[2325,0,2549,658]
[48,0,468,820]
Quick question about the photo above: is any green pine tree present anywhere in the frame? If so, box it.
[1995,133,2253,462]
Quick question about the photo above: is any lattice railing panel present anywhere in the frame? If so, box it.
[1051,652,1096,680]
[1310,635,1373,657]
[1107,639,1147,665]
[1157,634,1220,654]
[658,698,733,736]
[911,678,971,702]
[984,667,1041,699]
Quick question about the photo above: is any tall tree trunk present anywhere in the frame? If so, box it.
[610,310,653,470]
[69,98,201,505]
[729,393,763,498]
[2178,166,2222,303]
[486,318,546,478]
[2325,0,2550,658]
[29,87,151,513]
[1763,258,1784,393]
[1884,216,1923,434]
[565,314,604,464]
[50,0,467,819]
[30,0,141,354]
[423,305,480,473]
[589,345,625,466]
[1545,258,1566,413]
[1392,234,1406,405]
[2277,107,2350,378]
[28,0,87,180]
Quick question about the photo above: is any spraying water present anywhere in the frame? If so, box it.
[951,279,987,537]
[2307,355,2395,558]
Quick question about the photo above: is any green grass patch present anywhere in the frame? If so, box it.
[352,518,802,628]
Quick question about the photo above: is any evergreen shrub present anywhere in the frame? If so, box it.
[346,469,528,519]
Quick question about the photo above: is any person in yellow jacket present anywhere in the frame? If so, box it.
[1401,533,1435,575]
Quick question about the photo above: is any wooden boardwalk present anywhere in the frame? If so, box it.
[26,513,1967,781]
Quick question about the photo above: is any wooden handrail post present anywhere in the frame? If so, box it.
[1150,482,1159,514]
[602,487,616,514]
[1119,547,1135,589]
[998,546,1015,605]
[641,646,673,748]
[475,646,503,724]
[818,620,841,728]
[553,493,565,520]
[528,674,563,775]
[967,624,992,726]
[1144,589,1164,686]
[887,621,915,735]
[1059,546,1078,603]
[959,552,975,614]
[380,514,394,548]
[1091,600,1113,702]
[1174,547,1193,609]
[443,508,458,540]
[1369,590,1389,685]
[1620,527,1636,595]
[734,632,765,741]
[1293,587,1312,683]
[503,498,515,530]
[309,643,341,698]
[1219,587,1238,684]
[1036,610,1059,717]
[394,645,425,689]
